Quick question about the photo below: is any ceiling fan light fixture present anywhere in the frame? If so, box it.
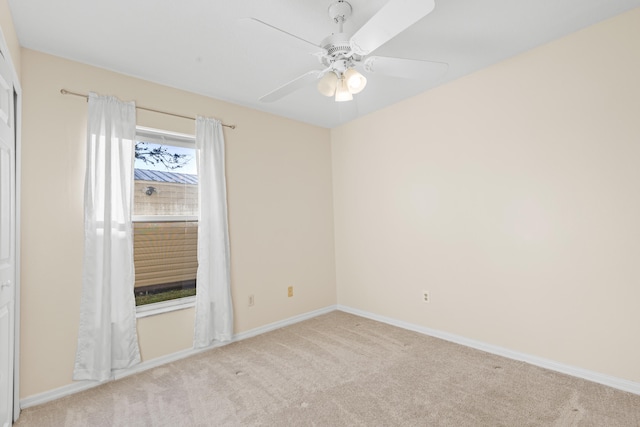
[344,68,367,94]
[317,72,338,97]
[334,77,353,102]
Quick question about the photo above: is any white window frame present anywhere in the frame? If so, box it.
[133,126,198,318]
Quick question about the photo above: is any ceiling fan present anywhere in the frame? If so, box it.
[250,0,448,103]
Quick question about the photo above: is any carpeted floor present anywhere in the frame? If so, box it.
[15,311,640,426]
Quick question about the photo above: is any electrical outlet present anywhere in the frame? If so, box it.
[248,294,255,307]
[422,290,430,303]
[288,286,294,297]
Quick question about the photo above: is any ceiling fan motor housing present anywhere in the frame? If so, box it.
[320,32,365,75]
[321,33,351,58]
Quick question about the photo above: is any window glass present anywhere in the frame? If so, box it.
[133,133,198,307]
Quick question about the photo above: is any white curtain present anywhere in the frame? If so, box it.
[194,116,233,348]
[73,93,141,381]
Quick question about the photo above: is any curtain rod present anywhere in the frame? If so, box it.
[60,89,236,129]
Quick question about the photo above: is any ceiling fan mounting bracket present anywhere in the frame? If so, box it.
[328,1,352,25]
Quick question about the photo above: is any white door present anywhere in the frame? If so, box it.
[0,47,16,427]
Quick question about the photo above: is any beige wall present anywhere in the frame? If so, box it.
[332,8,640,384]
[19,49,336,398]
[0,0,20,76]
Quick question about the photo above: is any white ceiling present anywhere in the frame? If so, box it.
[8,0,640,128]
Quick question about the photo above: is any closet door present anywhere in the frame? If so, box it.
[0,46,16,427]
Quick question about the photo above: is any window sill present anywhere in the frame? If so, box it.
[136,296,196,319]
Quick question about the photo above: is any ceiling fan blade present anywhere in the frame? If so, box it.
[260,70,323,103]
[350,0,436,56]
[363,56,448,80]
[239,18,322,55]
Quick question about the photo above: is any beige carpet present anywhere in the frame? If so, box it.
[15,311,640,426]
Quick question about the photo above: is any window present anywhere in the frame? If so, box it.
[133,127,198,307]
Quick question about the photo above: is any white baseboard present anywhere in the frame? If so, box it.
[19,380,106,410]
[22,302,638,409]
[20,304,338,409]
[337,305,640,396]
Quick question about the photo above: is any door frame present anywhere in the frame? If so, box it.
[0,28,22,423]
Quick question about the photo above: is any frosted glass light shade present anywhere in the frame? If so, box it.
[317,72,338,97]
[335,78,353,102]
[344,68,367,94]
